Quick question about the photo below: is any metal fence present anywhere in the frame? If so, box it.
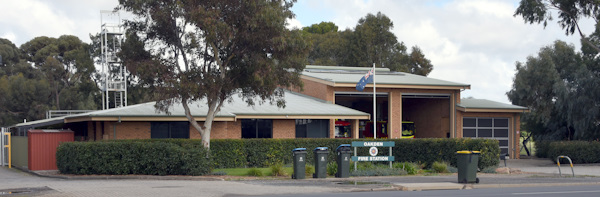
[1,127,10,167]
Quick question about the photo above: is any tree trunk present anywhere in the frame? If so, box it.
[181,97,219,151]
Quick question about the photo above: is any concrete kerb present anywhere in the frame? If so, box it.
[471,182,600,189]
[29,170,225,181]
[21,168,600,192]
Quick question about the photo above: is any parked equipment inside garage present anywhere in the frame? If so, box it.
[402,121,415,139]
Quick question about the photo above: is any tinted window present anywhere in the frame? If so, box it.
[494,118,509,127]
[479,129,493,137]
[463,129,477,137]
[297,119,329,138]
[499,140,509,146]
[170,122,190,138]
[478,118,492,127]
[494,129,509,137]
[463,118,477,127]
[151,122,169,138]
[151,122,189,139]
[242,119,272,138]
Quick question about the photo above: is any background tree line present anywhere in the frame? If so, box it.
[302,12,433,76]
[511,0,600,141]
[0,10,434,128]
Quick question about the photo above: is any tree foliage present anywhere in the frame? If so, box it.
[117,0,309,149]
[514,0,600,53]
[508,40,600,140]
[20,35,98,110]
[302,12,433,76]
[0,37,100,127]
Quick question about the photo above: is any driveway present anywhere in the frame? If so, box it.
[506,157,600,176]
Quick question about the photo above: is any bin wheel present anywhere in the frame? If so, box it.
[475,178,480,184]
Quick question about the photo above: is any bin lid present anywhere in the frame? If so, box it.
[456,150,481,154]
[292,148,307,152]
[336,144,351,152]
[314,147,328,151]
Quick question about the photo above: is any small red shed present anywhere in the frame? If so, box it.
[27,130,74,171]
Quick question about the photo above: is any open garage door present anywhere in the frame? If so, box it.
[402,93,451,138]
[335,92,388,138]
[463,117,510,154]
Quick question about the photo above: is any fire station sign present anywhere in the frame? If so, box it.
[351,141,395,170]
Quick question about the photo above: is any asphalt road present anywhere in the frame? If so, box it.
[253,185,600,197]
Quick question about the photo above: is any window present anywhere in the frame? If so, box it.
[296,119,330,138]
[463,117,510,154]
[242,119,272,138]
[151,122,190,139]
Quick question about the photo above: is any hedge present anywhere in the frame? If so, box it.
[56,140,212,175]
[210,138,499,169]
[56,138,499,175]
[534,140,551,158]
[542,141,600,164]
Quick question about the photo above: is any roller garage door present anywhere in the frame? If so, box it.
[463,117,509,154]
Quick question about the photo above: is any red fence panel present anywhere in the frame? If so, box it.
[27,130,74,171]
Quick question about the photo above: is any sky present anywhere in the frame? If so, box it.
[0,0,595,104]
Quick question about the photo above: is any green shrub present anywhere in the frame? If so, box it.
[351,165,407,176]
[327,162,337,176]
[481,166,497,173]
[57,138,500,175]
[546,141,600,164]
[56,141,211,175]
[393,162,420,175]
[211,171,227,176]
[535,140,552,158]
[270,163,287,176]
[356,161,375,171]
[431,161,448,173]
[246,168,263,177]
[211,139,246,168]
[447,165,458,173]
[305,164,315,176]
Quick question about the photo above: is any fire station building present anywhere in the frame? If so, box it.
[12,65,528,157]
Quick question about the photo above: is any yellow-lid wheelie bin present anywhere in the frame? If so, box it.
[456,150,480,183]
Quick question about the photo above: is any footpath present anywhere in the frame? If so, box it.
[2,157,600,196]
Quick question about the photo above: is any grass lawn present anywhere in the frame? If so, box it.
[215,167,294,176]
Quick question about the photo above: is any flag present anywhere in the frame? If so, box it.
[355,68,374,91]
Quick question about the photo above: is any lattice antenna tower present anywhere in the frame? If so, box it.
[100,11,127,110]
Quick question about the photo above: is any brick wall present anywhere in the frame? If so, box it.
[297,78,334,102]
[190,121,242,139]
[273,119,295,138]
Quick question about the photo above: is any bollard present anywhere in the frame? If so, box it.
[556,155,574,177]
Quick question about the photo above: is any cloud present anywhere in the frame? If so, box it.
[289,0,593,104]
[2,0,595,105]
[0,0,118,46]
[286,18,303,30]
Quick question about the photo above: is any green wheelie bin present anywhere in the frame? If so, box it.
[456,150,480,183]
[292,148,307,179]
[335,144,352,178]
[313,147,329,178]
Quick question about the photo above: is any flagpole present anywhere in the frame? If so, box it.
[373,62,376,139]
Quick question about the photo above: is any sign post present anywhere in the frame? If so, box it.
[351,141,395,171]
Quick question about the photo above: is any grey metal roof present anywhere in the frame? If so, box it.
[11,116,66,128]
[458,99,528,111]
[302,65,470,88]
[74,90,369,118]
[11,90,369,129]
